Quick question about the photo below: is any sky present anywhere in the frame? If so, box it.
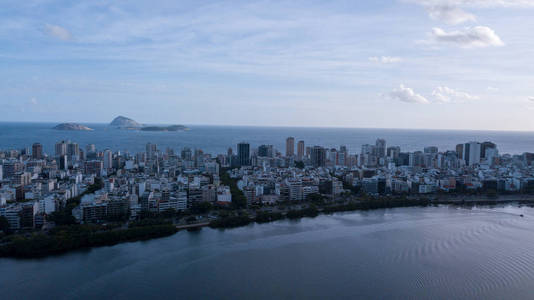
[1,0,534,130]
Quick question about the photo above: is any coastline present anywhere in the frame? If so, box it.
[2,195,532,259]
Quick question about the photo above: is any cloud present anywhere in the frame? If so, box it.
[389,84,429,104]
[426,5,476,24]
[528,96,534,102]
[432,86,479,103]
[431,26,504,48]
[406,0,533,26]
[369,56,402,63]
[487,86,500,92]
[406,0,534,7]
[44,24,72,41]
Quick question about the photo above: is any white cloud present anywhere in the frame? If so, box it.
[369,56,402,63]
[426,5,476,24]
[528,96,534,102]
[406,0,534,7]
[432,86,479,103]
[431,26,504,48]
[44,24,72,41]
[389,84,429,104]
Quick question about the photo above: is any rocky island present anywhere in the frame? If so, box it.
[109,116,142,129]
[53,123,93,131]
[141,125,189,132]
[110,116,188,131]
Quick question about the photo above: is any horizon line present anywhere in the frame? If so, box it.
[0,121,533,134]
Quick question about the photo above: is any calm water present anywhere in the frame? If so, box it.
[1,122,534,155]
[1,206,534,299]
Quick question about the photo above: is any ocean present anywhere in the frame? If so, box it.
[1,122,534,155]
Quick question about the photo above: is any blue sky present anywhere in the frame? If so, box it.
[1,0,534,130]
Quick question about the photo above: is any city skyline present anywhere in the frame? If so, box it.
[2,0,534,130]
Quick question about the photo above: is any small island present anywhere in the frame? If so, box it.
[141,125,189,132]
[53,123,93,131]
[109,116,188,131]
[109,116,142,129]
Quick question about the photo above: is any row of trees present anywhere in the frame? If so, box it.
[209,196,434,229]
[0,221,178,258]
[219,168,247,209]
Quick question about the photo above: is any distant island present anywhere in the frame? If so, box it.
[141,125,189,132]
[109,116,142,129]
[109,116,188,131]
[53,123,93,131]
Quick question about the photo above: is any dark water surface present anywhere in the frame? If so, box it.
[1,206,534,299]
[1,122,534,155]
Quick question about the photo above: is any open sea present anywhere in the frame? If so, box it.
[1,122,534,155]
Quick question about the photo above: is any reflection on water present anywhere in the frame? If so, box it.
[1,206,534,299]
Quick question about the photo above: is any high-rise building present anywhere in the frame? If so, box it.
[55,141,67,157]
[297,141,305,160]
[85,160,103,175]
[146,143,157,160]
[463,142,481,166]
[67,142,79,157]
[21,147,30,157]
[480,142,496,159]
[86,144,96,153]
[311,146,326,168]
[424,146,438,154]
[32,143,43,160]
[194,149,204,167]
[456,144,464,159]
[258,145,274,158]
[237,142,250,166]
[103,149,113,170]
[286,137,295,157]
[181,147,192,161]
[375,139,386,158]
[387,146,401,159]
[361,144,376,155]
[59,155,68,170]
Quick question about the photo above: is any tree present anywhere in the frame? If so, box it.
[49,209,77,225]
[306,193,325,205]
[219,168,248,209]
[0,216,9,233]
[191,202,212,214]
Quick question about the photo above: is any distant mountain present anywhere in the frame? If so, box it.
[53,123,93,131]
[141,125,189,132]
[109,116,142,128]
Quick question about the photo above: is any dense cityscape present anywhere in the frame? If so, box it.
[1,136,534,246]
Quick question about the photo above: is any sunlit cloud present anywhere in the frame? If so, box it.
[432,86,479,103]
[369,56,402,63]
[426,5,476,24]
[389,84,429,104]
[405,0,534,8]
[431,26,504,48]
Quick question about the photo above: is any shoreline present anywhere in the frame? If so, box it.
[3,196,532,259]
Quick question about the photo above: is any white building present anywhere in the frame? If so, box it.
[464,142,481,166]
[103,150,113,170]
